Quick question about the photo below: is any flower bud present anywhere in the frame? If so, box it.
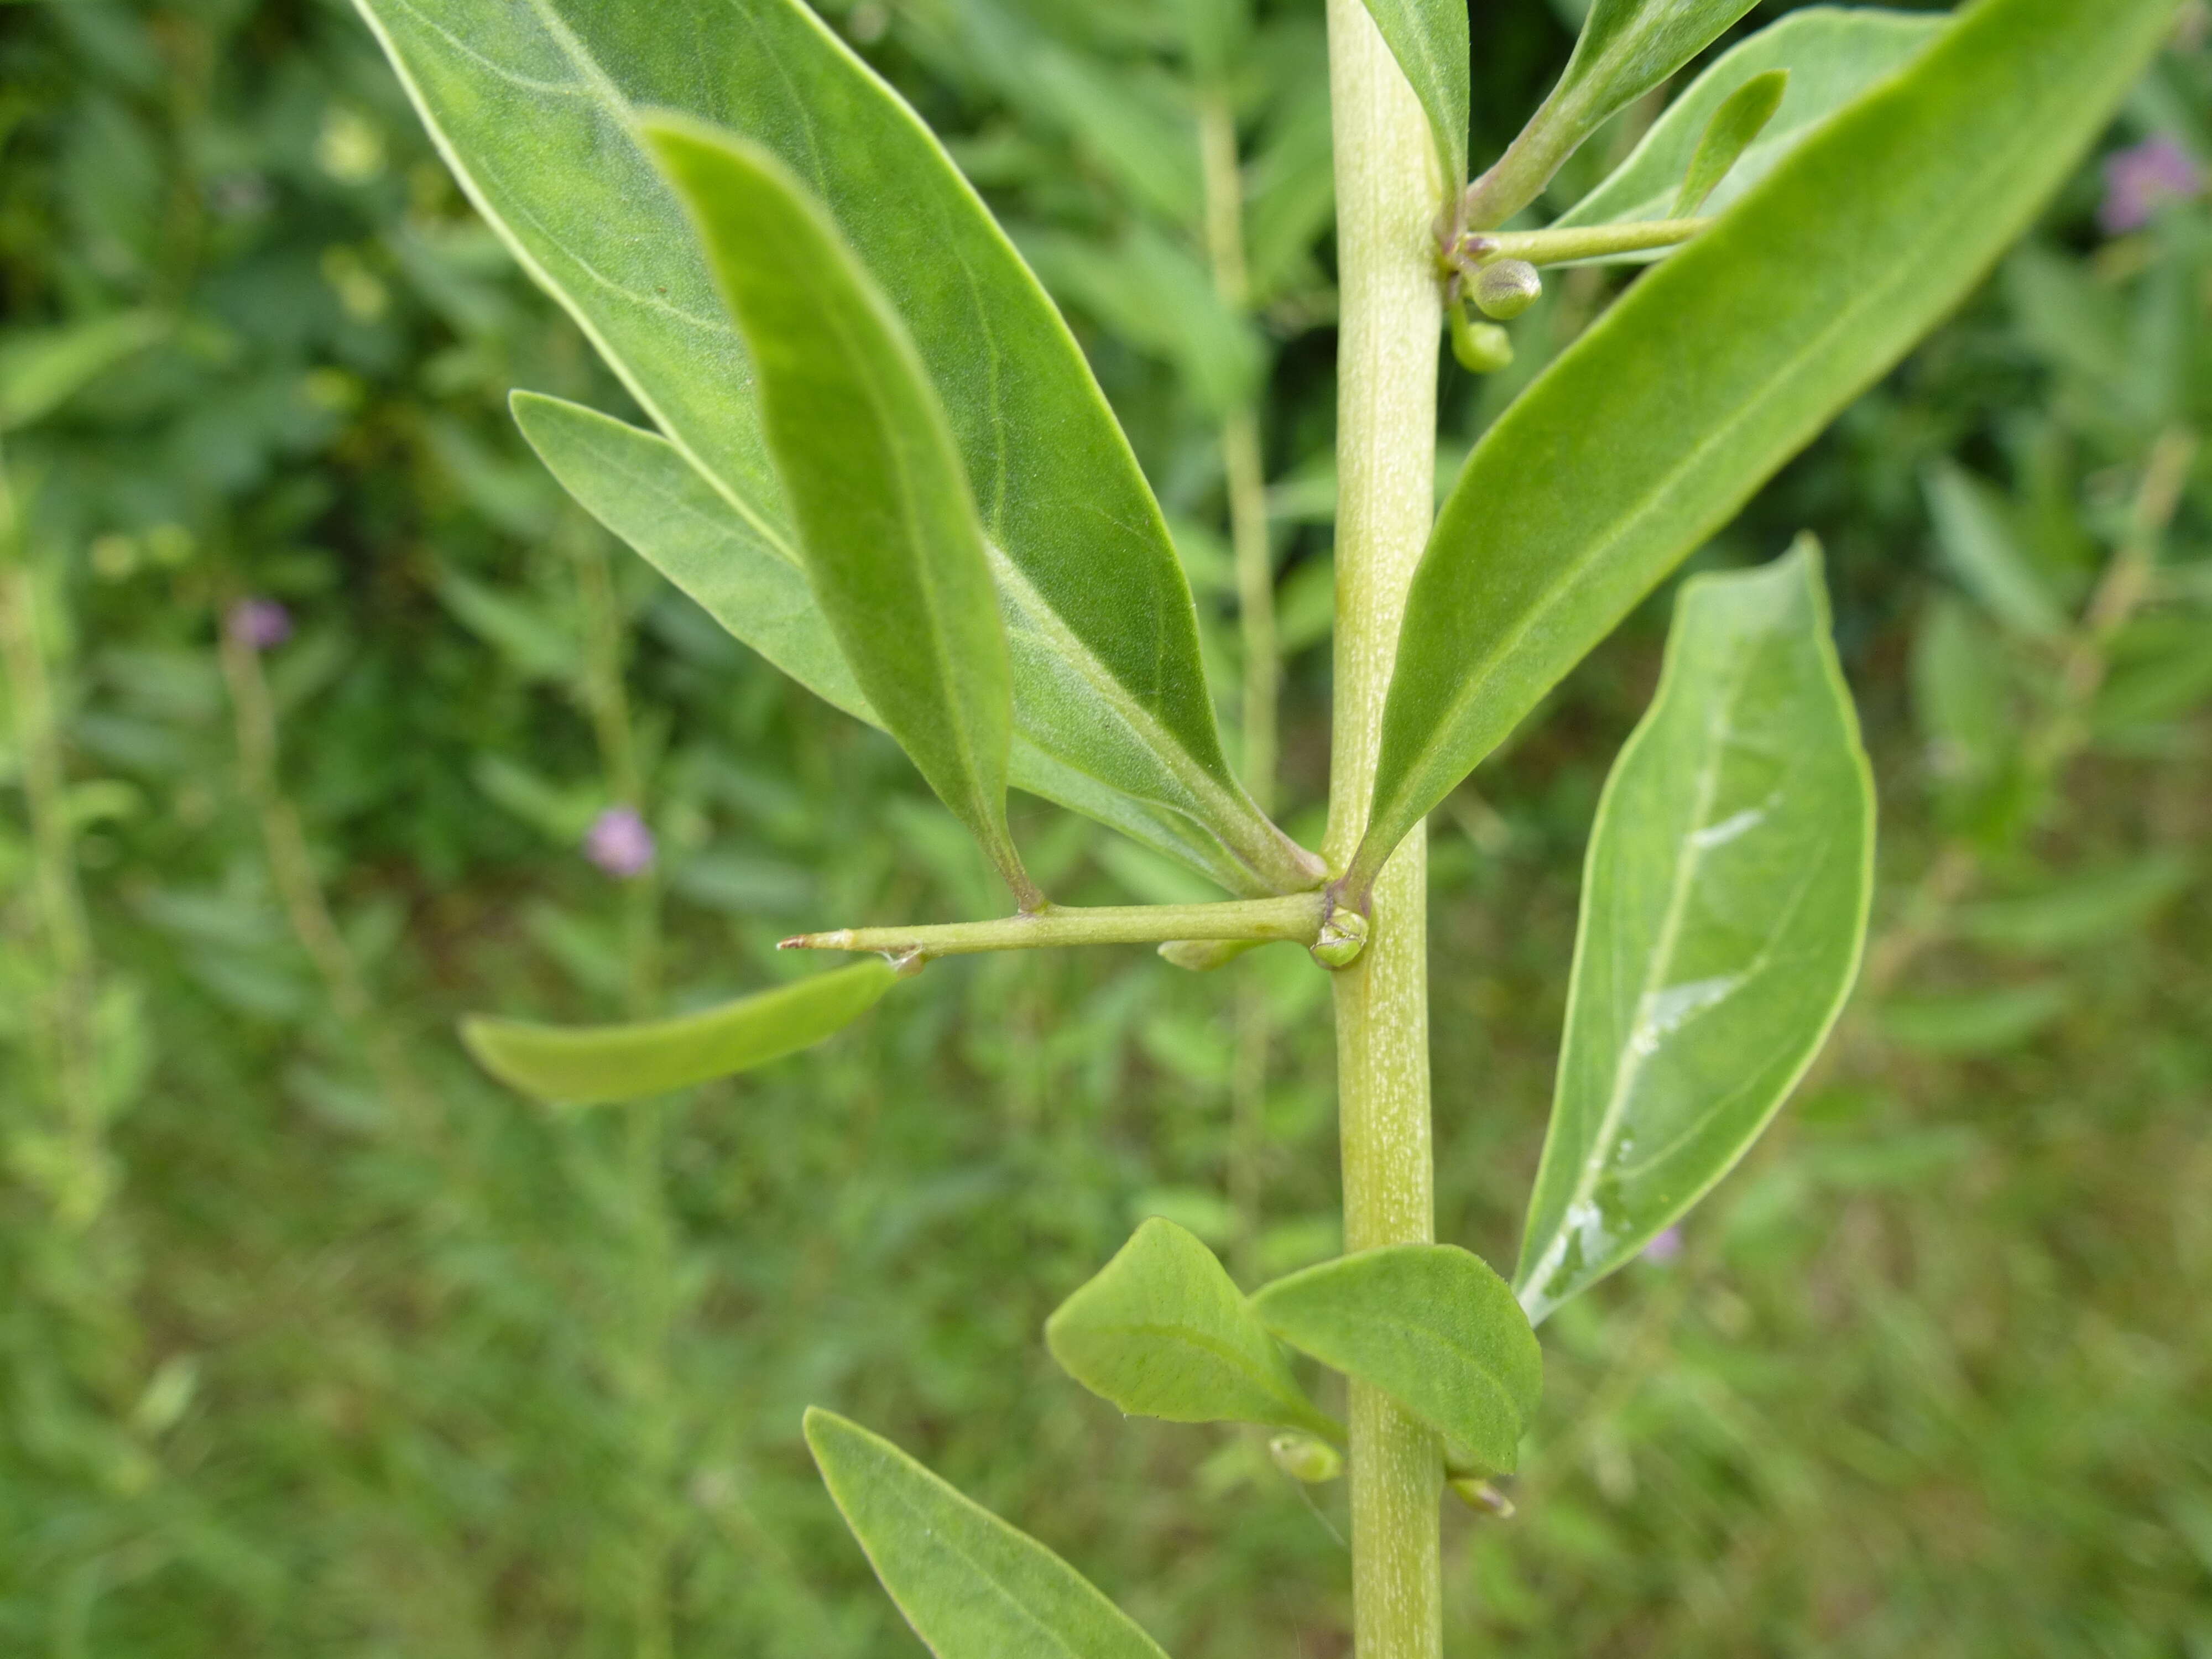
[1472,258,1542,320]
[1269,1432,1343,1484]
[1449,305,1514,375]
[1448,1475,1516,1519]
[1309,907,1370,969]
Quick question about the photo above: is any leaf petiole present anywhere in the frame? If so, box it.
[780,891,1329,963]
[1453,217,1713,270]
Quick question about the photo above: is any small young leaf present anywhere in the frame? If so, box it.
[1252,1245,1540,1474]
[1355,0,1470,191]
[1674,70,1788,218]
[1552,8,1945,241]
[1045,1218,1338,1438]
[461,959,899,1107]
[1358,0,2179,890]
[1515,544,1874,1326]
[805,1408,1172,1659]
[1923,459,2068,640]
[643,121,1034,906]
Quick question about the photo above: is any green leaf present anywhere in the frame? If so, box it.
[1045,1218,1337,1438]
[461,960,899,1107]
[1357,0,2178,889]
[1552,8,1945,243]
[511,391,870,723]
[643,122,1031,904]
[1923,459,2068,641]
[509,393,1270,893]
[351,0,1311,896]
[1356,0,1469,190]
[804,1408,1172,1659]
[1515,545,1874,1326]
[1252,1244,1541,1474]
[0,310,165,431]
[1673,69,1788,218]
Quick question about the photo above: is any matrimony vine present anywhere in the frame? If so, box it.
[342,0,2189,1654]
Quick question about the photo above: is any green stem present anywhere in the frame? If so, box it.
[1458,217,1712,269]
[0,455,104,1220]
[571,517,676,1659]
[1325,4,1443,1658]
[781,892,1327,961]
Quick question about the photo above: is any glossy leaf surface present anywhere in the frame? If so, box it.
[1046,1219,1335,1437]
[1253,1245,1541,1474]
[645,122,1027,899]
[1357,0,1469,190]
[1552,9,1948,244]
[805,1409,1171,1659]
[1527,0,1762,190]
[462,960,898,1107]
[1674,69,1787,217]
[510,393,1282,894]
[1359,0,2179,886]
[352,0,1307,895]
[1515,546,1873,1325]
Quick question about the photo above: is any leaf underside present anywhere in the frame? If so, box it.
[1516,544,1874,1324]
[462,959,899,1107]
[806,1408,1171,1659]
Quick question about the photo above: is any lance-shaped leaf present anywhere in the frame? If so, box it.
[1355,0,2179,893]
[462,959,899,1107]
[1045,1219,1338,1438]
[349,0,1313,897]
[1253,1245,1541,1474]
[1515,545,1873,1326]
[1553,8,1946,242]
[805,1409,1172,1659]
[510,393,1277,895]
[1673,69,1787,218]
[643,122,1031,902]
[1356,0,1469,192]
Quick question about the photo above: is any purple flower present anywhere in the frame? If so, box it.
[2099,136,2204,234]
[226,597,292,651]
[1641,1225,1685,1266]
[584,806,656,879]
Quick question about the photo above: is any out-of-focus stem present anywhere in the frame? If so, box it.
[0,455,103,1203]
[1200,89,1282,1277]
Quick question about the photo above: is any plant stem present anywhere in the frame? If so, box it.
[217,595,432,1125]
[781,891,1327,960]
[0,456,105,1222]
[1199,87,1280,1281]
[1325,5,1444,1658]
[1458,217,1712,269]
[570,518,676,1659]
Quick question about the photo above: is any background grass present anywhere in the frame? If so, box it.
[1,0,2209,1654]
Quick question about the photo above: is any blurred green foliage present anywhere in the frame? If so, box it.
[0,0,2208,1654]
